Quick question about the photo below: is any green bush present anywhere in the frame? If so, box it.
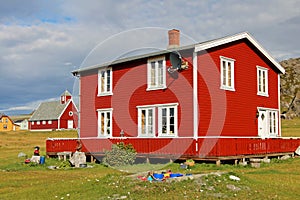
[102,142,137,167]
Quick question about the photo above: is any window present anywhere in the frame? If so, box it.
[37,121,40,125]
[257,66,268,96]
[48,120,52,125]
[269,110,278,135]
[42,121,46,125]
[3,124,7,129]
[138,107,155,137]
[158,105,178,136]
[98,67,112,96]
[97,109,112,137]
[220,56,235,91]
[31,121,34,125]
[137,103,178,137]
[147,56,166,90]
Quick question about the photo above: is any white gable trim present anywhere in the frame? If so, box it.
[194,32,285,74]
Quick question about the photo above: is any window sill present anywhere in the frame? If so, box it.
[97,92,113,97]
[257,92,269,97]
[220,86,235,92]
[146,86,167,91]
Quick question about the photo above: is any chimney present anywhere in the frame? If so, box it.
[168,29,180,49]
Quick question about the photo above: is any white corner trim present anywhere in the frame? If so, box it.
[195,32,285,74]
[193,51,198,139]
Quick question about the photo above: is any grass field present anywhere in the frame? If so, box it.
[0,119,299,199]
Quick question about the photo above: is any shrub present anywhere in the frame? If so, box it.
[102,142,137,167]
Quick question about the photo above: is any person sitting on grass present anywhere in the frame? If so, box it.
[147,171,158,182]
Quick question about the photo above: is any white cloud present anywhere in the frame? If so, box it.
[0,0,299,116]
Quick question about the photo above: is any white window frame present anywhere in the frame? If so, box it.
[98,67,112,96]
[158,105,178,137]
[268,110,278,136]
[137,107,155,137]
[97,108,113,137]
[147,56,166,90]
[220,56,235,91]
[257,66,269,97]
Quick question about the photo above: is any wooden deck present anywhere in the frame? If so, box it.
[46,137,300,165]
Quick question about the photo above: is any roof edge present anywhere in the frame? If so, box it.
[195,32,285,74]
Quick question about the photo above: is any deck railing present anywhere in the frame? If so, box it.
[46,137,300,158]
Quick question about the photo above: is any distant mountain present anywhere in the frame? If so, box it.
[280,57,300,118]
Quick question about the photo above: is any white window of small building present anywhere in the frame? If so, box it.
[97,108,112,137]
[158,105,178,137]
[257,66,269,96]
[48,120,52,124]
[138,107,155,137]
[147,56,166,90]
[220,56,235,91]
[31,121,34,125]
[98,67,112,96]
[37,121,40,125]
[42,121,46,125]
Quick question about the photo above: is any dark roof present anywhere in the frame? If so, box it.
[72,32,284,75]
[30,101,69,121]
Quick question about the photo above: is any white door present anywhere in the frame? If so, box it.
[258,110,268,139]
[67,120,74,129]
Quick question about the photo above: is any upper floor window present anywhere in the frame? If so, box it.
[147,56,166,90]
[97,108,112,137]
[98,67,112,96]
[257,66,268,97]
[220,56,235,91]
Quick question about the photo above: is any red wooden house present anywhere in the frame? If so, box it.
[29,90,78,131]
[47,30,300,162]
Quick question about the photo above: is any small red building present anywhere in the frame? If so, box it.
[29,90,78,131]
[47,30,300,161]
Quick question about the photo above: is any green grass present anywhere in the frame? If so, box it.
[281,117,300,137]
[0,118,300,200]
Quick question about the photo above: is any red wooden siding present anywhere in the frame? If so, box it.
[59,102,78,129]
[80,72,98,137]
[29,120,58,130]
[197,40,279,137]
[47,138,300,158]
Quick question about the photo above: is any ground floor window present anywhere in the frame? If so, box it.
[257,108,279,138]
[137,103,178,137]
[138,107,155,137]
[97,108,112,137]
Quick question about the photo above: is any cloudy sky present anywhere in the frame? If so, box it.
[0,0,299,116]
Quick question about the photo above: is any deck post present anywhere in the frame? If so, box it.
[216,160,221,166]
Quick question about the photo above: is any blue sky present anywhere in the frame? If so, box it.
[0,0,299,116]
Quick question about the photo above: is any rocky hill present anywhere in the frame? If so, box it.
[280,57,300,118]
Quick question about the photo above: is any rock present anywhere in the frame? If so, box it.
[18,152,27,158]
[280,155,291,160]
[226,184,241,191]
[229,175,240,181]
[295,146,300,155]
[250,162,261,168]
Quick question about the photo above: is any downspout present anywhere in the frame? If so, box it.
[278,74,281,137]
[193,50,198,152]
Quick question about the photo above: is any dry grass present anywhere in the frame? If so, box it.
[0,119,299,199]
